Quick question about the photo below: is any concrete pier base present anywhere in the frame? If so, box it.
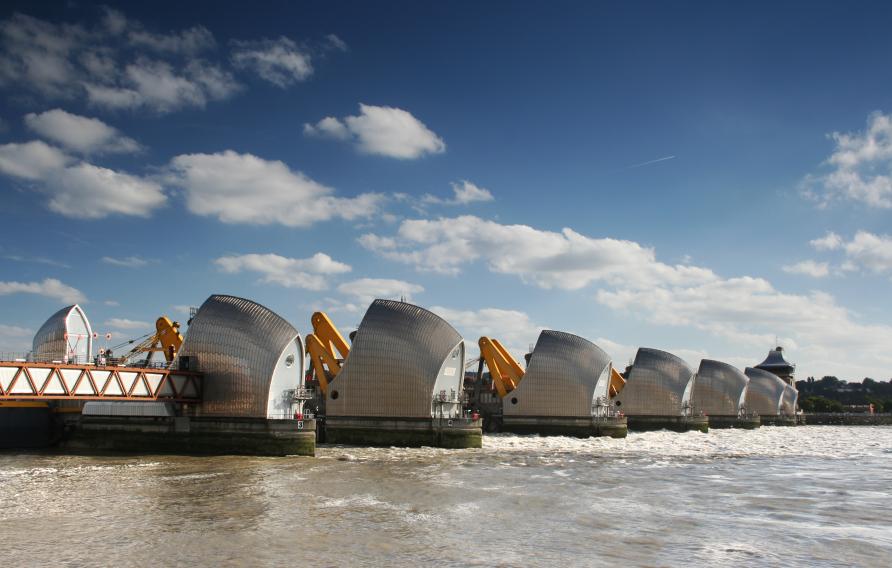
[626,415,709,433]
[501,416,628,438]
[759,415,798,426]
[59,416,316,456]
[706,415,761,429]
[322,416,482,448]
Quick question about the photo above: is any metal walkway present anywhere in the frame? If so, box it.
[0,361,201,402]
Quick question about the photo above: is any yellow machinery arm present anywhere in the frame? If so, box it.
[608,366,626,398]
[478,337,525,398]
[305,311,350,394]
[122,316,184,364]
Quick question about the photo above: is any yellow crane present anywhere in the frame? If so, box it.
[478,336,525,398]
[305,311,350,395]
[608,367,626,398]
[119,316,184,365]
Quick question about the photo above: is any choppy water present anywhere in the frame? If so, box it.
[1,426,890,567]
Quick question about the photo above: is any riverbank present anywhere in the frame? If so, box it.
[804,412,892,425]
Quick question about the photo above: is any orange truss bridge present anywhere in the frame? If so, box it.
[0,361,202,402]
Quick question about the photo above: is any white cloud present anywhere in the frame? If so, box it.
[362,215,892,378]
[0,142,166,219]
[102,256,150,268]
[810,231,843,251]
[0,324,33,351]
[325,34,348,52]
[359,215,717,289]
[85,58,240,113]
[42,162,166,219]
[305,104,446,159]
[104,300,120,307]
[128,25,216,54]
[782,260,830,278]
[0,11,239,114]
[596,276,892,379]
[231,37,312,87]
[422,180,494,206]
[167,150,383,227]
[0,278,85,304]
[337,278,424,306]
[0,13,87,98]
[804,112,892,208]
[0,140,71,180]
[24,109,141,155]
[215,252,351,290]
[429,306,544,362]
[823,231,892,275]
[105,318,151,330]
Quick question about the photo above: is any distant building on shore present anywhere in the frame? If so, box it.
[756,346,796,386]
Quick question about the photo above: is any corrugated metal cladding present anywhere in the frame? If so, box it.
[744,367,786,416]
[781,385,798,416]
[32,304,93,363]
[327,299,464,418]
[178,295,303,418]
[504,330,611,417]
[614,348,695,416]
[693,359,749,417]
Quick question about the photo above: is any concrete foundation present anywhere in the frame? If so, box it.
[322,416,482,448]
[759,415,798,426]
[501,416,628,438]
[626,415,709,433]
[59,416,316,456]
[706,415,761,429]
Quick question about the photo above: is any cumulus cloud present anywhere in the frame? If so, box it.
[422,180,494,206]
[305,104,446,159]
[24,109,141,155]
[811,231,892,276]
[429,306,545,362]
[0,140,166,219]
[0,140,71,180]
[215,252,351,290]
[782,260,830,278]
[0,324,33,351]
[337,278,424,306]
[101,256,150,268]
[596,276,892,379]
[0,11,239,114]
[167,150,383,227]
[0,278,85,304]
[804,112,892,208]
[810,231,843,251]
[359,215,716,289]
[231,37,313,87]
[105,318,151,330]
[361,215,892,378]
[85,58,239,113]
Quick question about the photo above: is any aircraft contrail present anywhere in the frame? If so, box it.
[625,155,676,169]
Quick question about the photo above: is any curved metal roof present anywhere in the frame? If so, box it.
[504,330,612,417]
[613,347,695,416]
[326,299,464,418]
[32,304,93,363]
[179,294,303,418]
[781,385,798,416]
[744,367,786,416]
[693,359,749,417]
[756,347,795,373]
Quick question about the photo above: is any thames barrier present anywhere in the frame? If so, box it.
[0,294,810,455]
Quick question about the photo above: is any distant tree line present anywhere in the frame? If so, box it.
[796,376,892,413]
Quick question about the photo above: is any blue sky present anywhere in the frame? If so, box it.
[1,1,891,380]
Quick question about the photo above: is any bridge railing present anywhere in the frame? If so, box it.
[0,360,202,402]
